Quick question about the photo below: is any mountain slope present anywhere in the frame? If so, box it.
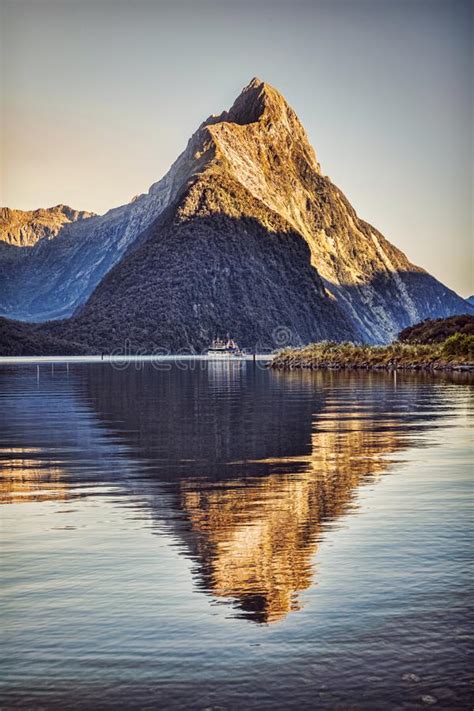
[50,173,356,351]
[1,77,471,348]
[49,77,472,349]
[399,315,474,343]
[0,113,220,322]
[0,317,87,356]
[191,79,472,343]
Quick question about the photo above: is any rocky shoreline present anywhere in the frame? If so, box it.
[269,337,474,372]
[270,360,473,372]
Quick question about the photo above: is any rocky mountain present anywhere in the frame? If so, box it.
[1,78,472,349]
[0,120,213,321]
[0,204,95,247]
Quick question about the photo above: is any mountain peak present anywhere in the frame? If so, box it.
[247,76,264,88]
[222,77,287,126]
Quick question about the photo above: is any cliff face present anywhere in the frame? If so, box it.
[189,78,472,343]
[1,77,472,343]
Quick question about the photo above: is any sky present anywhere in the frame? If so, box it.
[1,0,472,296]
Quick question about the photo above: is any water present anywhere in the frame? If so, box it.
[0,362,472,710]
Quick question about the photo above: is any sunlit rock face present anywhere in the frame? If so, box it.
[50,77,471,348]
[0,205,95,247]
[1,77,471,338]
[192,78,472,342]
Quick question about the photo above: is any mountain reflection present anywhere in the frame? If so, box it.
[0,363,467,622]
[177,418,403,622]
[0,448,68,503]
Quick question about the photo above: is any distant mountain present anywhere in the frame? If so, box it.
[0,205,94,247]
[1,78,472,349]
[467,295,474,305]
[0,134,204,321]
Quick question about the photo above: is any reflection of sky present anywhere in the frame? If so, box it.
[2,0,472,295]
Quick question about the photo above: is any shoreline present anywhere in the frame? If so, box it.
[269,339,474,373]
[0,354,272,365]
[270,360,474,372]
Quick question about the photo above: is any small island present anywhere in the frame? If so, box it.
[270,316,474,372]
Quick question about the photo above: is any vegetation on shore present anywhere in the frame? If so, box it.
[1,314,473,364]
[271,332,474,371]
[399,314,474,344]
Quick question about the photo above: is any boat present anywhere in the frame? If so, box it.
[207,337,245,359]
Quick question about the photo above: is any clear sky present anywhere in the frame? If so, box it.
[1,0,472,296]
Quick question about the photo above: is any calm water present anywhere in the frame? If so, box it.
[0,362,472,710]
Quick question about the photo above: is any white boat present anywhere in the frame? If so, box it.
[207,337,245,359]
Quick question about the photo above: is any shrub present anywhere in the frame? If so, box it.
[441,333,474,358]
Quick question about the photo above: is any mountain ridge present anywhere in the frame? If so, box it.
[0,204,95,247]
[0,78,472,349]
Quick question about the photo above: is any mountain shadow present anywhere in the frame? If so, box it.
[47,201,358,352]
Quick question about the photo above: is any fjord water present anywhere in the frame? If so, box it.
[0,362,472,710]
